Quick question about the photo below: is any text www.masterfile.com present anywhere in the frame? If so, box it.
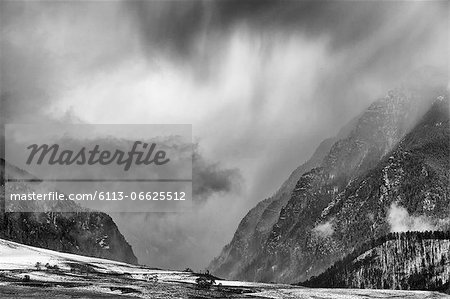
[9,191,187,201]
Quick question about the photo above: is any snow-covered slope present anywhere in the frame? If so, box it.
[0,238,448,298]
[0,238,277,286]
[0,238,192,281]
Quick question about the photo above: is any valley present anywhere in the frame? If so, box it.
[0,238,447,299]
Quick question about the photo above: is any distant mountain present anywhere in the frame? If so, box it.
[0,158,138,264]
[209,78,449,285]
[302,231,450,294]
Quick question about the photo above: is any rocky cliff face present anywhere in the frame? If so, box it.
[209,81,449,284]
[0,159,138,265]
[208,137,336,279]
[303,231,450,293]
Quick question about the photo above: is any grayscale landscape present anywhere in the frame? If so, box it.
[0,1,449,298]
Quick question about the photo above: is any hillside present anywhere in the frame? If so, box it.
[0,238,448,299]
[302,231,450,294]
[208,137,335,279]
[0,159,138,265]
[209,82,449,284]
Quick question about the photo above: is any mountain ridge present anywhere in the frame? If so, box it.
[209,84,449,286]
[208,136,336,279]
[0,158,138,265]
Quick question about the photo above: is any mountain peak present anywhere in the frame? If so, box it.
[209,84,450,285]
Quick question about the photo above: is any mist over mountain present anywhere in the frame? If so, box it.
[209,75,449,287]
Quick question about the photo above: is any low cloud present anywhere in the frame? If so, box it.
[388,203,436,233]
[193,145,241,203]
[312,220,334,237]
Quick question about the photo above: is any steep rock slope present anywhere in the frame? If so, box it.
[303,231,450,294]
[208,137,335,278]
[0,159,138,264]
[243,92,448,283]
[210,82,449,283]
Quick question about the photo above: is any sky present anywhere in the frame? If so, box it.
[1,0,448,270]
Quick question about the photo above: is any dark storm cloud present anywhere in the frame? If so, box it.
[124,0,210,59]
[124,0,447,60]
[0,41,56,124]
[193,146,241,202]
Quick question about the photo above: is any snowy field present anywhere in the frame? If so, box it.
[0,238,448,298]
